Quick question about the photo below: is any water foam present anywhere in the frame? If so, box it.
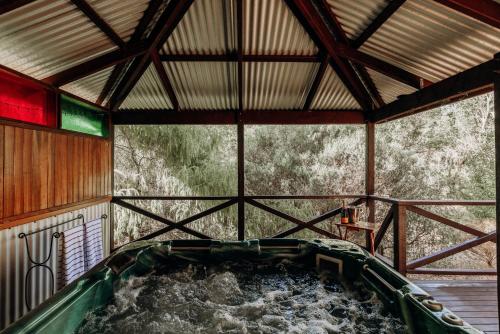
[77,260,407,334]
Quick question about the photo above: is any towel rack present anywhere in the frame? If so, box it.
[18,214,107,310]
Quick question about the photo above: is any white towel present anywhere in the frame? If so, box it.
[83,219,103,270]
[57,225,86,289]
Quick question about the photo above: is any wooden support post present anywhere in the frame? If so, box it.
[366,122,375,249]
[237,121,245,240]
[109,123,115,252]
[393,203,407,275]
[493,52,499,330]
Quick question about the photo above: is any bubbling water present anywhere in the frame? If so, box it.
[77,259,407,334]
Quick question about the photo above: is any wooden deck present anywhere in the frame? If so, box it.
[414,280,498,334]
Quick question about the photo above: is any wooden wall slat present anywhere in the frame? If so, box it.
[0,123,112,224]
[0,125,3,219]
[39,131,49,210]
[3,126,14,217]
[31,130,41,212]
[22,129,32,213]
[47,132,55,208]
[13,127,24,216]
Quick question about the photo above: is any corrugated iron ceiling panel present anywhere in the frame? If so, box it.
[162,0,236,55]
[243,0,318,55]
[326,0,386,40]
[164,62,237,110]
[311,66,360,110]
[366,68,416,104]
[121,64,173,109]
[0,0,117,79]
[61,66,115,104]
[361,0,500,82]
[87,0,150,43]
[244,62,319,110]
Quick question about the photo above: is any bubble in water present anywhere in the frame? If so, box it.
[77,259,407,334]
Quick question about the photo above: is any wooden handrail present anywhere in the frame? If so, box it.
[112,194,497,277]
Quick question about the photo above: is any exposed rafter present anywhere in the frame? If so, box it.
[159,54,321,62]
[303,55,329,111]
[42,40,149,86]
[113,109,366,125]
[109,0,194,111]
[319,0,384,108]
[0,0,35,15]
[151,50,179,110]
[70,0,125,49]
[285,0,373,111]
[96,0,164,105]
[433,0,500,30]
[288,0,430,91]
[352,0,406,49]
[370,58,497,123]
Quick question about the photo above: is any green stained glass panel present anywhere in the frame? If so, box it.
[60,95,109,137]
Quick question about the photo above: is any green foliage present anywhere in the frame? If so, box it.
[114,93,495,271]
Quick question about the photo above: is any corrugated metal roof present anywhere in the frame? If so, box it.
[244,62,318,110]
[0,0,117,79]
[61,66,115,104]
[87,0,151,43]
[121,64,173,109]
[243,0,318,55]
[311,66,360,110]
[361,0,500,82]
[366,69,416,104]
[162,0,236,55]
[163,62,237,109]
[326,0,386,40]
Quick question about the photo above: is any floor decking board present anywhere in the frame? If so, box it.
[414,280,498,333]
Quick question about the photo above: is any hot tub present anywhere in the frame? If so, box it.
[2,239,481,334]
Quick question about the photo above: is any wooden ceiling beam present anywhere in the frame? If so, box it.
[0,0,36,15]
[370,58,497,123]
[113,109,366,125]
[42,40,149,86]
[109,0,194,111]
[319,0,385,108]
[70,0,125,49]
[285,0,373,111]
[433,0,500,30]
[151,50,179,110]
[352,0,406,49]
[159,54,321,62]
[303,55,329,111]
[96,0,163,105]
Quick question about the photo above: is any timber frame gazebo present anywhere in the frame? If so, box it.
[0,0,499,331]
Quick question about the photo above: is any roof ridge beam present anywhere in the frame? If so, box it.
[96,0,164,105]
[285,0,373,111]
[318,0,384,108]
[433,0,500,30]
[352,0,406,49]
[108,0,194,111]
[70,0,125,49]
[151,50,179,110]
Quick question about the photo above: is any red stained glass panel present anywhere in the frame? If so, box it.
[0,70,56,127]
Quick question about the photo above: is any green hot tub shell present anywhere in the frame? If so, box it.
[2,239,483,334]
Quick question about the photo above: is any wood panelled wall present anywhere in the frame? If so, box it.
[0,124,112,225]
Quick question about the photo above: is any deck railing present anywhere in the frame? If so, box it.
[112,195,496,277]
